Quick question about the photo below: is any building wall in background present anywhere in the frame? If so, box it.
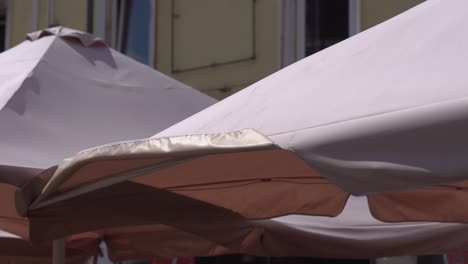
[0,0,6,51]
[8,0,89,47]
[9,0,32,46]
[360,0,425,30]
[37,0,50,30]
[54,0,87,31]
[156,0,279,99]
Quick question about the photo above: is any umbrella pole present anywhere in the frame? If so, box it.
[53,239,66,264]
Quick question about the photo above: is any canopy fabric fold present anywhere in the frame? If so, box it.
[250,197,468,258]
[23,129,347,221]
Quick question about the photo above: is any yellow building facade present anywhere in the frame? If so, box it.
[1,0,424,99]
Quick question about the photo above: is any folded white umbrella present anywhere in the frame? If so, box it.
[16,0,468,259]
[0,26,216,263]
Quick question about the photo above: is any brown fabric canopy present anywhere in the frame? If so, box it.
[0,171,97,263]
[0,236,94,264]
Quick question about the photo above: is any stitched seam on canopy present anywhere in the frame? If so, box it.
[268,95,468,138]
[165,176,329,191]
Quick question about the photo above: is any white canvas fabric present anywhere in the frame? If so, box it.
[0,26,216,170]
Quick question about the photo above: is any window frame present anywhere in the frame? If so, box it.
[0,16,4,52]
[112,0,156,67]
[278,0,361,68]
[0,0,11,51]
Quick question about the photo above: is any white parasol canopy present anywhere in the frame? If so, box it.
[0,26,216,170]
